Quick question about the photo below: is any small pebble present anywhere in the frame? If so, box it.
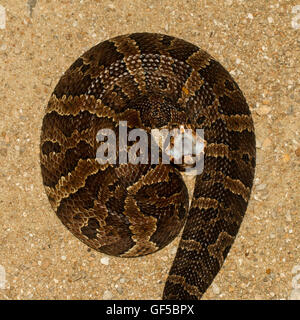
[41,258,51,270]
[0,148,7,156]
[256,183,266,191]
[42,78,52,87]
[256,139,262,149]
[295,148,300,157]
[292,275,300,289]
[292,265,300,274]
[116,286,123,294]
[256,106,271,116]
[107,3,115,10]
[103,290,113,300]
[228,286,234,292]
[262,99,271,105]
[170,247,177,255]
[286,105,294,115]
[282,154,290,163]
[285,212,292,222]
[211,283,220,295]
[289,289,300,300]
[262,137,272,149]
[100,257,110,265]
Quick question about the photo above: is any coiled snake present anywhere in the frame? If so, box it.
[40,33,256,299]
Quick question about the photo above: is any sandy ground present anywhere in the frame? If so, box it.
[0,0,299,300]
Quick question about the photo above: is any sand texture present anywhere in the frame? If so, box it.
[0,0,299,300]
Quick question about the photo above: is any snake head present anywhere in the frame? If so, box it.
[151,124,206,175]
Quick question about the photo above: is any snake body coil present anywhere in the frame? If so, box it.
[40,33,256,299]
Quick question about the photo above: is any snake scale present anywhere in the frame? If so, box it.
[40,33,256,299]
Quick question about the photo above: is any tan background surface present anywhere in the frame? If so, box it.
[0,0,299,300]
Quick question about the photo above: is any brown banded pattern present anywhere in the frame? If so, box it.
[40,33,255,300]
